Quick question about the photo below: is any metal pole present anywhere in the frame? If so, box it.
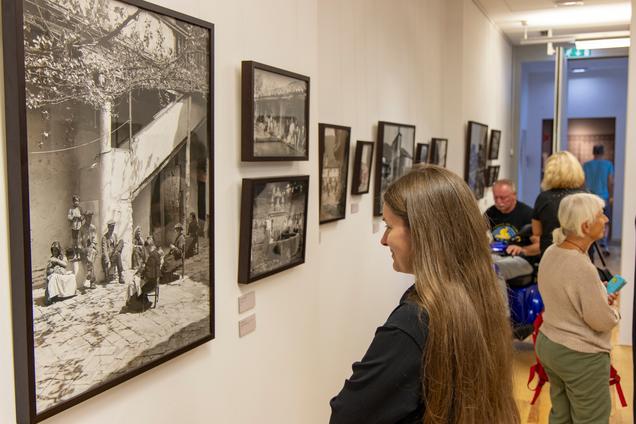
[552,46,566,153]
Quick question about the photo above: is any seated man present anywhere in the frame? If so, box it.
[486,179,538,280]
[126,237,162,311]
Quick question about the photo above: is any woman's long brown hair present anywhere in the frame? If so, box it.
[384,165,519,424]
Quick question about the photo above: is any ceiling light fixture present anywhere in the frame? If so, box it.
[555,1,584,6]
[575,37,630,49]
[571,68,587,73]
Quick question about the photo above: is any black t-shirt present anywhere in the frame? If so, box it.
[533,188,585,255]
[485,201,533,245]
[329,286,428,424]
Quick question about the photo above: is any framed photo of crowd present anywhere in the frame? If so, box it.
[464,121,489,199]
[2,0,215,421]
[241,61,310,161]
[319,124,351,224]
[238,176,310,284]
[373,121,416,216]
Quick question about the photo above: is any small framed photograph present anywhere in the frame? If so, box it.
[465,121,489,199]
[351,141,374,195]
[430,138,448,167]
[374,121,416,215]
[241,61,310,161]
[238,176,309,284]
[319,124,351,223]
[414,143,430,164]
[488,129,501,160]
[487,165,500,186]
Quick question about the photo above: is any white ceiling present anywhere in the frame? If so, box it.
[476,0,631,44]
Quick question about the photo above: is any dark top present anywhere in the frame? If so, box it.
[329,286,428,424]
[142,249,162,282]
[485,201,533,245]
[533,188,585,255]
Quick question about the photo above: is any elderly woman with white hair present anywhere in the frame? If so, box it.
[536,192,620,423]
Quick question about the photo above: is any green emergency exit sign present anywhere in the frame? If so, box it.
[565,48,591,58]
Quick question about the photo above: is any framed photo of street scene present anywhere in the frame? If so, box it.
[2,0,215,421]
[465,121,489,199]
[238,176,310,284]
[430,138,448,167]
[241,61,310,161]
[351,141,374,195]
[319,124,350,224]
[488,129,501,160]
[373,121,416,216]
[414,143,430,164]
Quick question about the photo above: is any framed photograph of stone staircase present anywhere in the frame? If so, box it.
[2,0,215,421]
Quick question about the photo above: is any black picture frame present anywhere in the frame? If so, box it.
[414,143,430,164]
[465,121,489,199]
[351,141,374,195]
[241,61,310,161]
[319,124,351,224]
[373,121,416,216]
[488,129,501,160]
[3,0,215,421]
[430,138,448,167]
[238,176,309,284]
[487,165,500,187]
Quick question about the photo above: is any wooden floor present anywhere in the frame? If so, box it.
[512,243,633,423]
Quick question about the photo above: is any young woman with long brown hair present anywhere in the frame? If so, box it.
[330,165,519,424]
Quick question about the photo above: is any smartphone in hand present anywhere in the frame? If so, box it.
[606,275,627,295]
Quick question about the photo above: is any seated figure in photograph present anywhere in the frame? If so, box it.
[45,241,77,305]
[126,237,162,311]
[486,179,539,280]
[161,222,186,282]
[329,165,519,424]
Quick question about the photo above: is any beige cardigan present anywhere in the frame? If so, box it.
[538,244,620,353]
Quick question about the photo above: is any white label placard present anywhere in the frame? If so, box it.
[239,314,256,337]
[238,291,256,314]
[351,203,359,214]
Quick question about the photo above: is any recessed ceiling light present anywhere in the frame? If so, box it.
[571,68,587,73]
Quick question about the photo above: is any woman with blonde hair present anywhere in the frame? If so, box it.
[529,151,586,257]
[330,165,519,424]
[536,192,619,422]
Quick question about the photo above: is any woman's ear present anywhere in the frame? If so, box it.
[581,220,592,236]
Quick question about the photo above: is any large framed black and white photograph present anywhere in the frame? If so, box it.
[351,141,374,195]
[464,121,489,199]
[414,143,430,164]
[373,121,416,216]
[430,138,448,167]
[488,129,501,160]
[238,176,309,284]
[319,124,350,223]
[241,61,310,161]
[3,0,214,421]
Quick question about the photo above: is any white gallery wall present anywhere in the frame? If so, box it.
[316,1,513,422]
[1,0,515,423]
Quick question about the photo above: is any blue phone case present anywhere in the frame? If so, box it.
[606,275,627,294]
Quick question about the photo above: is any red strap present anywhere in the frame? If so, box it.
[610,366,628,407]
[527,363,548,405]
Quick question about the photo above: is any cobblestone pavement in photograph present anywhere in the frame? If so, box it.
[31,241,211,412]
